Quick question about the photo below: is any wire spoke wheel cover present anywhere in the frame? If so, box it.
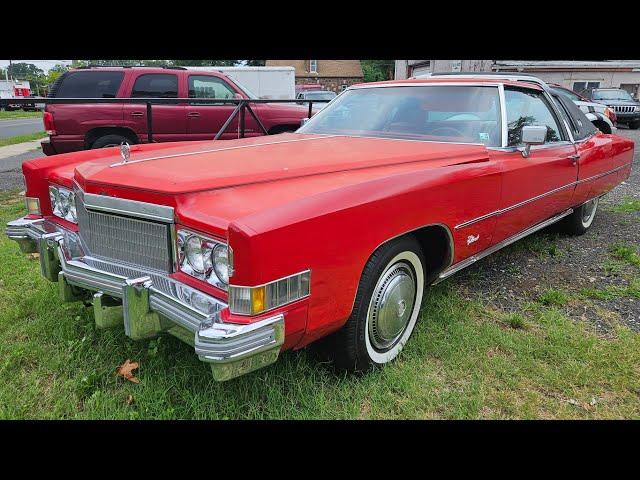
[365,251,424,364]
[581,197,599,228]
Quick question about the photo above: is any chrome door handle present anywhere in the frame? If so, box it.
[130,112,144,117]
[568,154,580,166]
[187,112,200,118]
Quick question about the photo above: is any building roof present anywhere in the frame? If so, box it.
[494,60,640,71]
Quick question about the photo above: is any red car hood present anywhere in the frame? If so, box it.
[74,133,489,195]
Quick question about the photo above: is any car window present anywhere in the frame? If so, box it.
[504,88,563,146]
[592,89,633,101]
[552,87,581,103]
[54,71,124,98]
[131,74,178,98]
[553,94,597,141]
[298,85,502,147]
[188,75,236,99]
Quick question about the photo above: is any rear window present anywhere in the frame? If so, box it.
[54,71,124,98]
[131,74,178,98]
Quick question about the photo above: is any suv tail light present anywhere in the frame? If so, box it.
[43,111,56,135]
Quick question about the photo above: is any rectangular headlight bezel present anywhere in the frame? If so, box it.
[228,270,311,316]
[48,184,77,224]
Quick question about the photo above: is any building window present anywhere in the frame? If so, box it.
[340,84,348,91]
[309,60,318,74]
[573,81,600,96]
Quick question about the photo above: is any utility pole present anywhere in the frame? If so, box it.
[7,59,12,81]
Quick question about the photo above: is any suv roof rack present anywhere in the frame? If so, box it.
[75,65,187,70]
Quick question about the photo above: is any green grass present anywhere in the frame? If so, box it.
[0,131,46,148]
[538,288,570,307]
[610,244,640,268]
[1,191,639,419]
[608,197,640,214]
[0,110,43,120]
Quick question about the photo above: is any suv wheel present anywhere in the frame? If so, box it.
[314,235,425,373]
[91,134,132,149]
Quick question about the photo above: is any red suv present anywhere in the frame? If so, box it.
[42,66,311,155]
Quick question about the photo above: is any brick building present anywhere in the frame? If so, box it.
[265,60,363,93]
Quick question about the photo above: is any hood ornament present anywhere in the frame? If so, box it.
[120,142,131,163]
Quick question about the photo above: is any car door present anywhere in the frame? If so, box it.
[491,86,579,244]
[186,74,260,140]
[124,72,186,143]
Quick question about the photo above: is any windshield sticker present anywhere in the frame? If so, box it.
[478,132,490,143]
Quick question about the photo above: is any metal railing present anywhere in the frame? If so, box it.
[0,97,330,142]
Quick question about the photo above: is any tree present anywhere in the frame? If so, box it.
[245,60,266,66]
[361,60,394,82]
[46,64,69,90]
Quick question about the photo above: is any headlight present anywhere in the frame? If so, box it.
[48,185,77,223]
[228,270,310,315]
[177,228,228,290]
[635,106,640,112]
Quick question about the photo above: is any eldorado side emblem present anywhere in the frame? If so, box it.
[120,142,131,163]
[467,234,480,245]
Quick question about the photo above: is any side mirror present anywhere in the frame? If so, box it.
[233,93,243,100]
[519,125,547,157]
[300,117,310,127]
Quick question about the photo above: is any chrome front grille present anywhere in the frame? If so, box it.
[76,193,173,272]
[613,105,636,113]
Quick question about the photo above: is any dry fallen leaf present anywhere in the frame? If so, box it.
[126,395,135,405]
[117,359,140,384]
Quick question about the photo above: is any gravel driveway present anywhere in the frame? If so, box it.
[449,127,639,334]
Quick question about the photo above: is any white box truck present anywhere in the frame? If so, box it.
[181,66,296,100]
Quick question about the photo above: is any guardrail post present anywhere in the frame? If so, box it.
[308,101,313,118]
[146,102,153,143]
[239,101,246,138]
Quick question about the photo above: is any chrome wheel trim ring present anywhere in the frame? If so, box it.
[581,197,599,228]
[365,251,424,364]
[367,262,416,350]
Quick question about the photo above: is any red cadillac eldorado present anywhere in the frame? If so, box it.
[6,76,634,381]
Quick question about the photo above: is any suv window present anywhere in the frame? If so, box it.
[504,88,563,146]
[54,71,124,98]
[188,75,236,99]
[131,74,178,98]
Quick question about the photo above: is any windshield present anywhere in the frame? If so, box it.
[304,91,337,101]
[298,85,501,146]
[227,77,258,99]
[592,90,633,101]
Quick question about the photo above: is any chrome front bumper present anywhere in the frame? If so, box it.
[6,217,285,381]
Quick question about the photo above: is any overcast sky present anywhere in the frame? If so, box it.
[0,60,72,72]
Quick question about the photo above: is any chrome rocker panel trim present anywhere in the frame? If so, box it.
[5,217,285,381]
[436,208,574,283]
